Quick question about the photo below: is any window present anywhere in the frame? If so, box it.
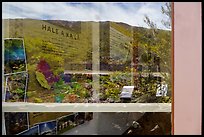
[2,2,172,135]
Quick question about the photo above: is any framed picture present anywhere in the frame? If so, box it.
[4,72,28,102]
[4,38,27,74]
[4,112,29,135]
[17,125,39,135]
[28,112,72,127]
[56,113,77,135]
[38,120,57,135]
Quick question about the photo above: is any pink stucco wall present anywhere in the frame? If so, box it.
[174,2,202,135]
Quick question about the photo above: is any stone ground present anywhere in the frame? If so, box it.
[122,112,172,135]
[61,112,171,135]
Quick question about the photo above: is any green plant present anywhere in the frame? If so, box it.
[100,75,121,101]
[160,96,171,103]
[100,71,132,102]
[33,97,43,103]
[53,78,68,102]
[137,74,158,96]
[105,88,120,101]
[35,71,51,90]
[26,91,37,98]
[13,88,25,98]
[140,2,172,103]
[66,82,91,98]
[55,94,65,103]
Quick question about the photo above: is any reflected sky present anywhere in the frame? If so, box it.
[2,2,170,30]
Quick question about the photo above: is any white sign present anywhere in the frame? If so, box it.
[120,86,134,99]
[156,84,168,97]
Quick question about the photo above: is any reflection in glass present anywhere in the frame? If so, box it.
[2,2,172,103]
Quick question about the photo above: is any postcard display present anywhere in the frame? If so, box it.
[2,20,96,134]
[3,18,172,135]
[4,112,93,135]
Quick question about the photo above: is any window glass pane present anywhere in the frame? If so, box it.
[2,2,172,103]
[4,112,171,135]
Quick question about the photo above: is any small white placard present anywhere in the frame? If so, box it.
[120,86,134,98]
[156,84,168,97]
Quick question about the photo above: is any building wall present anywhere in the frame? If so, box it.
[99,22,133,71]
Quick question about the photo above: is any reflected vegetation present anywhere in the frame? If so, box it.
[3,3,172,103]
